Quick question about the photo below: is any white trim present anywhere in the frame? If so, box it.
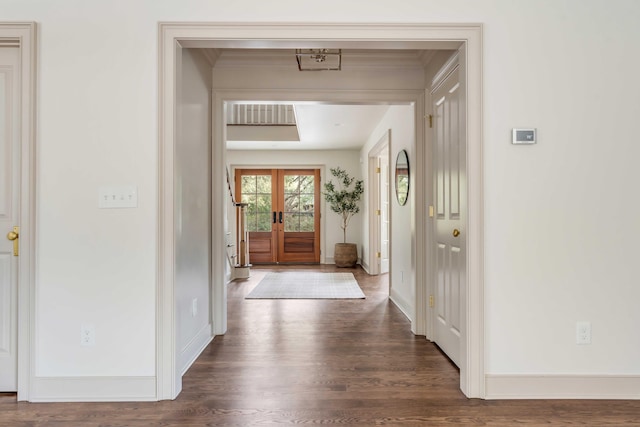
[485,374,640,400]
[412,93,427,337]
[431,51,460,93]
[389,289,412,322]
[0,22,37,402]
[158,22,484,400]
[360,260,371,274]
[157,25,179,401]
[367,130,391,277]
[30,376,156,402]
[179,323,214,376]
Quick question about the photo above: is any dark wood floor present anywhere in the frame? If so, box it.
[2,265,639,426]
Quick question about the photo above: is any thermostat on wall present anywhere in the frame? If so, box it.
[512,128,536,144]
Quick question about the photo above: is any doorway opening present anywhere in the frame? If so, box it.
[158,23,483,400]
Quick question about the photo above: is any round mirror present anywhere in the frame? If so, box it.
[395,150,410,206]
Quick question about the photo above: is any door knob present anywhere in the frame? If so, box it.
[452,228,460,237]
[6,226,19,256]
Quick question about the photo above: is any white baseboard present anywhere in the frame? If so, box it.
[389,288,412,322]
[361,260,371,273]
[485,374,640,399]
[179,322,214,376]
[324,257,364,268]
[30,376,156,402]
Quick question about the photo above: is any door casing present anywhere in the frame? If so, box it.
[367,130,391,276]
[158,22,484,400]
[0,23,37,401]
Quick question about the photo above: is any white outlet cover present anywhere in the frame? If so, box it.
[81,323,96,347]
[576,321,591,345]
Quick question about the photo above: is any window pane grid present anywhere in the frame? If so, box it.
[283,175,315,232]
[241,175,272,232]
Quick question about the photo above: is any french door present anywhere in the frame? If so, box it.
[235,168,320,264]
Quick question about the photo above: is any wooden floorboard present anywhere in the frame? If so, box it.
[1,264,639,426]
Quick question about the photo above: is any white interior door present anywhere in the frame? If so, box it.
[379,155,390,274]
[432,55,466,367]
[0,46,20,392]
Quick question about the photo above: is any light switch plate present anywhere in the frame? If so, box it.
[99,186,138,208]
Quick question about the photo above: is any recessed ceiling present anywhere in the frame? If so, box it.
[226,104,391,151]
[218,47,448,151]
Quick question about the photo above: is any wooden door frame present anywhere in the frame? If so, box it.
[235,168,321,264]
[158,22,483,400]
[0,22,37,401]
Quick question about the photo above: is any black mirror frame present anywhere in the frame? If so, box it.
[395,149,410,206]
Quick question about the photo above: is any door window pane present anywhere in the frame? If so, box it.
[241,174,272,232]
[283,174,314,232]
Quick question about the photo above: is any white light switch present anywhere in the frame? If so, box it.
[99,186,138,209]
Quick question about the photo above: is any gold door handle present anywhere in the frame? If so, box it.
[452,228,460,237]
[6,226,19,256]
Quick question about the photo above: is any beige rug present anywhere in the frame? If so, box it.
[245,272,365,299]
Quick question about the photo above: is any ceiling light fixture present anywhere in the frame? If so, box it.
[296,49,342,71]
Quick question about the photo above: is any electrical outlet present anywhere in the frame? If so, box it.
[81,323,96,347]
[192,298,198,317]
[576,321,591,345]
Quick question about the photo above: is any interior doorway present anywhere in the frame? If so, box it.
[368,130,391,276]
[158,22,483,400]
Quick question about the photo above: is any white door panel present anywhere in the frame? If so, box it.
[0,47,19,392]
[433,57,466,367]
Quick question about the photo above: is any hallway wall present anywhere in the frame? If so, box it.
[176,48,213,376]
[3,0,639,400]
[359,106,415,320]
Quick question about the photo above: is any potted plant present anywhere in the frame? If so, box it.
[323,167,364,267]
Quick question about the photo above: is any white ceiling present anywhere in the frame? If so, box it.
[220,48,446,151]
[226,104,391,151]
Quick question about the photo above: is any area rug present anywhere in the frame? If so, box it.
[245,272,365,299]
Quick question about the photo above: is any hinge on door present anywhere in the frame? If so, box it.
[429,205,434,218]
[429,295,434,308]
[376,209,381,216]
[376,167,381,173]
[428,114,433,128]
[376,252,381,258]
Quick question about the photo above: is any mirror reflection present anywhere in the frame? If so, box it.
[395,150,409,206]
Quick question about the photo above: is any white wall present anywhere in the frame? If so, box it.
[176,48,213,375]
[2,0,638,396]
[360,107,415,319]
[227,149,363,263]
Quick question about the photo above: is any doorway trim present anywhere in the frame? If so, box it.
[0,22,37,401]
[158,22,483,399]
[367,130,391,276]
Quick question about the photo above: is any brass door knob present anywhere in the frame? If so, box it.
[452,229,460,237]
[6,226,19,256]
